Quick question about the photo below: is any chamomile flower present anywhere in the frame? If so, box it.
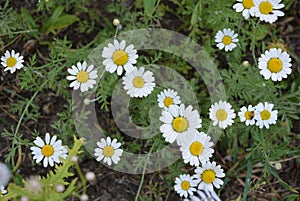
[194,161,225,191]
[102,39,138,75]
[209,101,236,129]
[0,162,11,186]
[238,105,256,126]
[1,50,24,73]
[233,0,256,19]
[30,133,68,168]
[215,28,239,52]
[254,102,278,129]
[122,67,155,98]
[157,88,181,110]
[180,132,214,167]
[258,48,292,81]
[67,61,98,92]
[174,174,198,198]
[159,104,202,146]
[254,0,284,23]
[0,185,7,196]
[94,137,123,166]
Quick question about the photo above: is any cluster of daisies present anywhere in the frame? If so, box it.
[158,89,226,198]
[233,0,284,23]
[215,1,292,82]
[211,101,278,129]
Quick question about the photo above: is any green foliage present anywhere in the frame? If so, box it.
[2,137,84,201]
[0,0,299,200]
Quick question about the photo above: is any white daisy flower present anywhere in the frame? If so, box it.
[194,161,225,192]
[1,50,24,73]
[180,132,214,167]
[66,61,98,92]
[157,88,181,110]
[254,102,278,129]
[258,48,292,81]
[0,185,7,196]
[174,174,198,198]
[253,0,284,23]
[122,67,155,98]
[233,0,256,19]
[209,100,236,129]
[30,133,68,168]
[102,39,138,75]
[159,104,202,146]
[215,28,239,52]
[0,162,11,186]
[94,137,123,166]
[238,105,256,126]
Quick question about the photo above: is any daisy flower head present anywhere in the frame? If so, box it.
[157,88,181,110]
[258,48,292,81]
[94,136,123,166]
[215,28,239,52]
[209,100,236,129]
[159,104,202,146]
[233,0,256,19]
[254,102,278,129]
[30,133,68,168]
[254,0,284,23]
[1,50,24,73]
[180,132,214,167]
[102,39,138,75]
[67,61,98,92]
[122,67,155,98]
[0,185,7,196]
[174,174,198,198]
[238,105,256,126]
[194,161,225,191]
[0,162,11,186]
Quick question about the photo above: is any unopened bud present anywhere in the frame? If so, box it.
[21,196,29,201]
[242,60,249,67]
[80,194,89,201]
[71,156,78,163]
[56,184,65,192]
[85,171,96,181]
[274,162,282,170]
[83,98,90,105]
[113,19,120,26]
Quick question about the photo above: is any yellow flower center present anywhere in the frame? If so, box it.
[164,97,174,107]
[6,57,17,67]
[242,0,254,9]
[245,111,254,120]
[181,181,190,190]
[260,110,271,120]
[76,71,89,83]
[222,36,232,45]
[259,1,273,14]
[267,58,282,73]
[132,76,145,88]
[41,145,54,157]
[189,141,203,156]
[103,146,114,157]
[112,50,129,66]
[216,109,227,121]
[172,117,189,132]
[201,170,216,184]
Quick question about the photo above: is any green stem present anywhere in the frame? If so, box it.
[135,142,156,201]
[11,81,47,169]
[75,162,87,194]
